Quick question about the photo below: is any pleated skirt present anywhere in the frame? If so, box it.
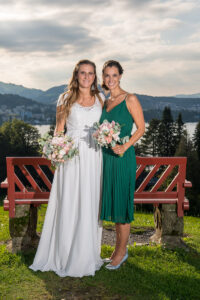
[100,146,136,224]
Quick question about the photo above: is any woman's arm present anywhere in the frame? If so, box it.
[54,104,66,134]
[124,94,145,148]
[112,94,145,156]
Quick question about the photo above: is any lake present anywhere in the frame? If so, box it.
[35,123,198,138]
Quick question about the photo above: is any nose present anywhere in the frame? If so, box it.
[84,73,89,79]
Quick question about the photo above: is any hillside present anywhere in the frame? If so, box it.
[0,93,41,108]
[0,81,66,104]
[0,81,200,122]
[0,93,55,125]
[0,82,43,100]
[175,93,200,98]
[35,85,67,104]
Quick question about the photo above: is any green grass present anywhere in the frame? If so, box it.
[0,204,200,299]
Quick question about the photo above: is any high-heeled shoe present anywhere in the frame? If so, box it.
[105,249,128,270]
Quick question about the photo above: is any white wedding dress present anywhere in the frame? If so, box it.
[29,93,104,277]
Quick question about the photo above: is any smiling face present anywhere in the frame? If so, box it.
[77,64,95,89]
[103,66,122,91]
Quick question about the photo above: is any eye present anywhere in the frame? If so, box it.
[89,72,94,75]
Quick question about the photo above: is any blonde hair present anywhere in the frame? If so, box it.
[56,60,103,126]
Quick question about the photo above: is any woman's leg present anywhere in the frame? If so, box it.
[110,223,130,266]
[110,223,120,259]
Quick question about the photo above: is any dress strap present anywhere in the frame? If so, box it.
[124,93,129,101]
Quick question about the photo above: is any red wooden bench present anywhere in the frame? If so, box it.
[1,156,192,218]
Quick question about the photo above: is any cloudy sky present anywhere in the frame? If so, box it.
[0,0,199,96]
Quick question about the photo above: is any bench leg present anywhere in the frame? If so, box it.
[150,204,184,248]
[9,204,39,253]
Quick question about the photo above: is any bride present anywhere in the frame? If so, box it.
[29,60,104,277]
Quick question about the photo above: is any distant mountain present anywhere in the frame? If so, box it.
[135,94,200,122]
[0,81,200,122]
[136,94,200,111]
[0,82,43,100]
[0,81,66,104]
[175,93,200,98]
[0,93,41,108]
[35,85,67,104]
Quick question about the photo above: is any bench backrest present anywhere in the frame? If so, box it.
[5,156,187,217]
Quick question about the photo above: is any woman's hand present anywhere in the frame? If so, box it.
[112,144,128,156]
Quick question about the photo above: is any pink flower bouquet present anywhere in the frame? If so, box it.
[93,120,129,149]
[39,131,79,169]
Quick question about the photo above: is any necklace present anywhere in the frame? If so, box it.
[109,92,126,102]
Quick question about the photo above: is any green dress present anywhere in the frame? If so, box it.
[100,98,136,223]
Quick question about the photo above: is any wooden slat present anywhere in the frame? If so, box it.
[165,173,179,192]
[134,198,177,204]
[136,156,186,165]
[0,178,9,188]
[183,180,192,188]
[7,158,15,218]
[134,192,177,198]
[14,174,26,192]
[36,164,52,190]
[183,198,189,210]
[151,164,175,192]
[18,164,42,192]
[14,192,50,199]
[3,198,9,211]
[136,164,161,192]
[15,199,49,204]
[135,164,146,179]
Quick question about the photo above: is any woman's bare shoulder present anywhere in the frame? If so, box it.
[126,93,139,104]
[126,93,139,109]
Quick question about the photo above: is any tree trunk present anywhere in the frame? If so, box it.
[150,204,185,248]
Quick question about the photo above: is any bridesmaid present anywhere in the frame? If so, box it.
[100,60,145,270]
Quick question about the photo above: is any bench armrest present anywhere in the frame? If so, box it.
[183,180,192,188]
[0,178,9,189]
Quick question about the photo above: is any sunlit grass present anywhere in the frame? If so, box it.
[0,204,200,299]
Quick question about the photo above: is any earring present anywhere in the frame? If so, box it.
[91,84,95,91]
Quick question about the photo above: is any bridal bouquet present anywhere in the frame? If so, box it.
[93,119,129,149]
[38,132,79,169]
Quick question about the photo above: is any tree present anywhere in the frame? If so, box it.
[48,117,56,136]
[0,119,40,182]
[157,107,176,156]
[0,132,10,182]
[193,121,200,161]
[140,119,160,156]
[174,113,184,150]
[175,131,200,216]
[0,119,40,156]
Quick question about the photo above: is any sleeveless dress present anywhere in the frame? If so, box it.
[100,97,136,223]
[29,93,104,277]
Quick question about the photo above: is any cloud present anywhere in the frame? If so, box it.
[0,0,199,95]
[0,0,111,7]
[0,20,100,53]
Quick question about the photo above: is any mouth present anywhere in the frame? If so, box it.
[108,83,115,87]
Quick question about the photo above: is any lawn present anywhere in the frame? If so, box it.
[0,203,200,300]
